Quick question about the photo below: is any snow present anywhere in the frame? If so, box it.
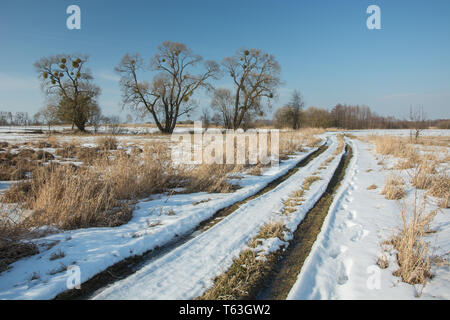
[348,129,450,137]
[91,135,343,299]
[1,129,448,300]
[0,144,320,300]
[252,237,288,261]
[287,138,450,300]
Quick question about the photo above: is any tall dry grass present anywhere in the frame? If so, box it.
[428,173,450,208]
[381,174,406,200]
[200,221,286,300]
[2,142,243,230]
[1,129,322,231]
[389,200,437,287]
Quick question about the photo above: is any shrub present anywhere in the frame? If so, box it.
[381,174,406,200]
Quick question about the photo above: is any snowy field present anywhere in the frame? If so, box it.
[0,128,449,300]
[288,138,449,300]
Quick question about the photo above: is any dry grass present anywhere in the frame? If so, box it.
[428,173,450,208]
[303,176,321,191]
[0,213,38,274]
[0,148,54,181]
[381,174,406,200]
[96,136,118,151]
[278,129,323,159]
[367,184,377,190]
[249,221,286,248]
[377,246,389,269]
[200,221,286,300]
[389,201,437,286]
[20,165,133,229]
[0,129,324,269]
[200,249,266,300]
[247,164,262,176]
[321,134,345,167]
[1,141,244,230]
[0,238,38,274]
[370,135,417,160]
[183,164,240,194]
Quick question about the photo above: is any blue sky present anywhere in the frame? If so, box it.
[1,0,449,121]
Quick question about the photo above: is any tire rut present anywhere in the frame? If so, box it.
[255,144,353,300]
[55,143,329,300]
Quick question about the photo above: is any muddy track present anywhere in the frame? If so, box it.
[255,144,353,300]
[55,144,329,300]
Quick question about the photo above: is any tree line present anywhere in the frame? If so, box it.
[6,40,446,133]
[33,41,281,133]
[273,98,443,130]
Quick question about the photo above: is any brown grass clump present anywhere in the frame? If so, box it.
[1,182,31,203]
[371,135,417,159]
[97,136,118,151]
[367,184,377,190]
[184,164,240,194]
[278,129,323,159]
[0,239,38,274]
[377,247,389,269]
[395,159,416,170]
[200,249,266,300]
[2,141,245,230]
[381,174,406,200]
[0,214,38,274]
[428,173,450,208]
[0,148,53,181]
[200,221,286,300]
[23,165,127,229]
[411,173,434,190]
[75,147,103,165]
[247,164,262,176]
[0,141,9,149]
[250,221,285,245]
[2,143,173,229]
[303,176,321,190]
[389,203,436,286]
[54,142,77,158]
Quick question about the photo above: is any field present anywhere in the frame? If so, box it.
[0,126,448,300]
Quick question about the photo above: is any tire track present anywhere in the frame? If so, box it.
[90,136,340,300]
[55,142,329,299]
[255,143,353,300]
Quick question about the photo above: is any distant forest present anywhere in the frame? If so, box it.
[1,104,449,130]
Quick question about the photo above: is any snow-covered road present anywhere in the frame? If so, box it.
[92,135,343,299]
[0,139,324,299]
[288,138,450,300]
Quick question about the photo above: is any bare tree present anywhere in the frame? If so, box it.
[116,41,220,134]
[288,90,305,130]
[87,106,103,133]
[274,90,305,129]
[103,115,121,134]
[210,88,234,128]
[222,48,281,129]
[274,105,294,128]
[37,105,59,130]
[126,114,133,124]
[34,54,101,132]
[409,106,427,141]
[200,107,211,130]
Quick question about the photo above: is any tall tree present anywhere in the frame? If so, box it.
[221,48,281,129]
[116,41,220,133]
[210,88,234,128]
[36,105,60,130]
[34,54,100,132]
[409,105,427,141]
[288,90,305,130]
